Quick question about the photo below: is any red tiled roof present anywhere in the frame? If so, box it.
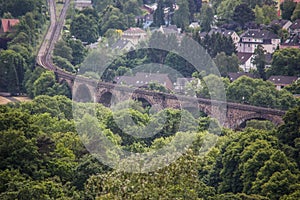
[1,19,19,33]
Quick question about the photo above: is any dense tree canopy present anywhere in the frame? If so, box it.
[269,48,300,77]
[1,95,299,199]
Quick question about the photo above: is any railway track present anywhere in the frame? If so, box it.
[36,0,70,71]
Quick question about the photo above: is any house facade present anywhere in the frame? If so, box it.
[268,75,298,90]
[115,72,173,90]
[121,27,147,45]
[74,0,92,10]
[209,28,240,45]
[237,29,280,54]
[237,52,256,72]
[289,19,300,35]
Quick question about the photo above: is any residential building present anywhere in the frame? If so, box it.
[0,19,19,34]
[158,25,181,35]
[227,72,257,82]
[208,28,240,45]
[111,39,135,51]
[199,28,240,46]
[121,27,147,45]
[280,34,300,49]
[173,77,196,94]
[115,72,173,90]
[237,29,280,54]
[74,0,92,10]
[237,52,255,72]
[270,19,292,30]
[289,19,300,35]
[268,75,298,90]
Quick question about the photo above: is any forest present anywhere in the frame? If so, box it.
[1,0,300,199]
[0,95,300,199]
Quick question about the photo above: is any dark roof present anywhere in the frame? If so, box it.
[115,72,173,89]
[290,19,300,30]
[175,77,194,86]
[270,19,290,28]
[268,76,298,85]
[240,29,279,40]
[208,28,236,37]
[111,39,133,49]
[237,52,253,64]
[228,72,256,82]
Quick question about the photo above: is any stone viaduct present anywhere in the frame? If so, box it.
[57,72,286,130]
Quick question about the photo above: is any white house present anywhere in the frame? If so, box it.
[237,29,280,54]
[237,52,255,72]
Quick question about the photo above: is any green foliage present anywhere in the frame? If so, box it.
[173,0,190,30]
[200,32,237,58]
[84,150,202,199]
[53,40,73,62]
[70,13,99,44]
[217,0,241,22]
[252,44,266,80]
[269,48,300,77]
[285,79,300,94]
[213,52,239,77]
[0,0,37,17]
[280,0,296,20]
[245,119,275,130]
[292,3,300,21]
[227,76,297,109]
[0,49,25,93]
[153,0,165,27]
[199,3,214,32]
[1,95,300,199]
[53,56,76,73]
[232,4,255,28]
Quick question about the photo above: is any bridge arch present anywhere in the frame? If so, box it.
[183,106,208,119]
[236,113,281,129]
[98,91,118,107]
[135,97,152,108]
[73,84,93,102]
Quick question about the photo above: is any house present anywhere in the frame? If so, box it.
[0,19,19,34]
[268,75,298,90]
[237,29,280,54]
[143,14,153,28]
[173,77,196,94]
[227,72,256,82]
[270,19,292,30]
[158,25,181,35]
[189,22,200,29]
[74,0,92,10]
[237,52,255,72]
[121,27,147,45]
[280,33,300,49]
[143,3,158,14]
[111,39,135,51]
[289,19,300,35]
[115,72,173,90]
[208,28,240,45]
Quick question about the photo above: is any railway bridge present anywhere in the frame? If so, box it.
[36,0,286,130]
